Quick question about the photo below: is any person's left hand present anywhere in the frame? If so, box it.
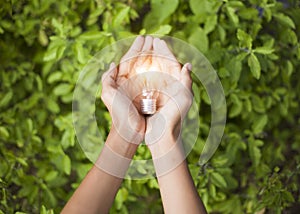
[144,38,194,156]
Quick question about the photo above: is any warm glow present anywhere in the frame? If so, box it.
[135,66,148,74]
[133,55,161,74]
[135,65,160,73]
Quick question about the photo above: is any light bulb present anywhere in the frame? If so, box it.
[140,87,156,115]
[134,58,159,115]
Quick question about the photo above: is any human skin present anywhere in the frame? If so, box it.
[61,36,207,214]
[61,36,146,214]
[146,37,207,214]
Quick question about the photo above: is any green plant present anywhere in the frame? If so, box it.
[0,0,299,213]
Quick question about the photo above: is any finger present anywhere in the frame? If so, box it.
[121,36,145,62]
[180,63,193,91]
[153,38,181,79]
[119,36,145,78]
[133,36,153,73]
[142,35,153,52]
[153,38,177,62]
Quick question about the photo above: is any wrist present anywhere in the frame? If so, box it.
[149,137,186,177]
[94,126,140,178]
[147,131,180,158]
[106,126,140,159]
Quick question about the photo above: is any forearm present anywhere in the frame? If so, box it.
[150,135,207,214]
[62,127,139,214]
[61,165,122,214]
[157,161,206,214]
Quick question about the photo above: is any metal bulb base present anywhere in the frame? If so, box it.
[141,98,156,115]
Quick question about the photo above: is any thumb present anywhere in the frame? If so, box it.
[180,63,193,91]
[102,62,118,89]
[101,62,118,109]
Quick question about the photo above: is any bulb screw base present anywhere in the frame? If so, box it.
[141,98,156,115]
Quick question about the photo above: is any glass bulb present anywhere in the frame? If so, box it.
[133,52,159,115]
[140,89,156,115]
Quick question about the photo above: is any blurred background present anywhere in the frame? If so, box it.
[0,0,299,213]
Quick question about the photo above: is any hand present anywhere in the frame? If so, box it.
[145,38,193,157]
[101,36,149,144]
[141,38,206,214]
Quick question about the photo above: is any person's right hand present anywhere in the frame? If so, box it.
[101,36,149,144]
[145,38,194,158]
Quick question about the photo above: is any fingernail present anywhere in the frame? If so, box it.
[187,63,192,71]
[110,62,115,69]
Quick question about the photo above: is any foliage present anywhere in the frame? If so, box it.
[0,0,300,213]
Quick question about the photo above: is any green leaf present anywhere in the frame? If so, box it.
[115,188,128,210]
[40,205,54,214]
[229,94,243,118]
[210,172,227,188]
[46,98,60,113]
[51,18,64,36]
[273,13,295,29]
[244,98,252,112]
[149,25,172,35]
[254,47,274,55]
[0,126,9,139]
[113,6,130,27]
[53,83,73,96]
[226,56,242,82]
[79,31,105,40]
[87,7,105,26]
[248,138,263,167]
[239,8,259,20]
[143,0,179,29]
[75,42,85,64]
[214,196,242,213]
[209,183,217,198]
[226,6,239,26]
[282,190,295,203]
[0,90,13,107]
[43,37,66,61]
[282,28,298,45]
[252,114,268,134]
[44,187,57,207]
[217,25,226,42]
[63,155,71,175]
[44,171,59,182]
[137,164,147,175]
[38,29,48,46]
[204,15,217,34]
[36,75,43,91]
[189,0,206,15]
[285,60,293,77]
[16,157,28,167]
[43,46,63,62]
[47,72,62,84]
[237,29,252,49]
[26,119,33,133]
[56,45,66,60]
[40,205,47,214]
[148,179,159,189]
[248,53,261,79]
[251,95,265,113]
[189,0,220,15]
[188,27,208,53]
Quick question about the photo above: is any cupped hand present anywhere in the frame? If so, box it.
[145,38,194,156]
[101,36,153,143]
[101,35,193,152]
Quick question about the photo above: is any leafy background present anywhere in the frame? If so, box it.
[0,0,300,213]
